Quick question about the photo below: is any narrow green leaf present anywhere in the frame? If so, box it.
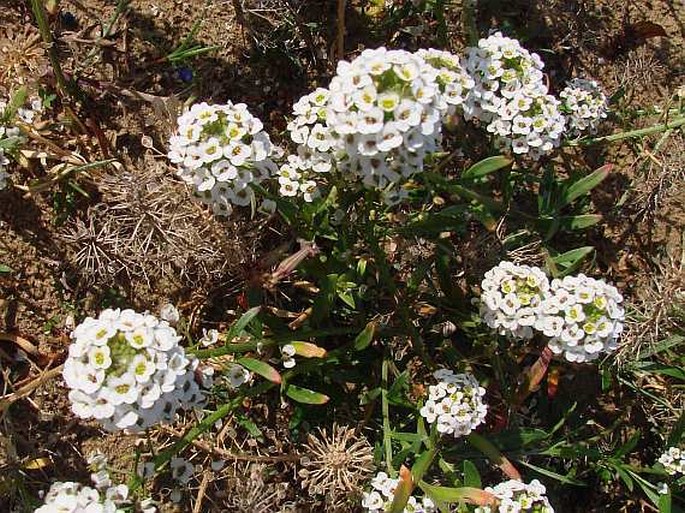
[227,306,261,339]
[559,164,612,208]
[659,492,672,513]
[552,246,595,269]
[237,357,281,384]
[614,465,635,492]
[354,321,377,351]
[1,87,28,123]
[667,410,685,446]
[637,334,685,360]
[461,155,512,180]
[289,341,327,358]
[338,290,356,309]
[0,264,13,274]
[467,433,521,480]
[285,384,330,405]
[463,460,481,488]
[516,459,586,485]
[235,413,264,442]
[419,482,496,506]
[557,214,603,231]
[411,447,438,484]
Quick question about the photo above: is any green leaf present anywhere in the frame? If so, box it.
[659,492,672,513]
[0,264,13,274]
[637,334,685,360]
[1,87,28,124]
[515,459,586,485]
[557,214,603,231]
[284,384,330,405]
[667,410,685,446]
[467,433,521,480]
[411,448,437,484]
[419,482,495,506]
[559,164,612,208]
[227,307,262,339]
[289,341,327,358]
[354,321,377,351]
[235,413,265,442]
[463,460,481,488]
[552,246,595,271]
[338,290,356,309]
[614,464,635,492]
[315,185,338,215]
[237,357,281,384]
[461,155,512,180]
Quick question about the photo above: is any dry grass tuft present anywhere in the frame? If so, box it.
[221,462,293,512]
[627,133,685,222]
[61,155,244,291]
[618,248,685,361]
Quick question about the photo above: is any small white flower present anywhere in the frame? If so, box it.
[170,457,194,484]
[159,304,180,325]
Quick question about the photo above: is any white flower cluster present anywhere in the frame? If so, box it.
[479,261,551,340]
[285,47,449,205]
[168,101,277,216]
[35,451,143,513]
[0,96,43,190]
[419,369,488,437]
[63,308,205,432]
[559,78,608,135]
[542,274,624,363]
[464,32,565,159]
[415,48,475,123]
[361,471,436,513]
[475,479,554,513]
[34,481,129,513]
[479,263,624,362]
[658,447,685,476]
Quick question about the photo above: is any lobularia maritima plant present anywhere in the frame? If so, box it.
[63,308,205,432]
[479,261,551,340]
[541,274,624,363]
[282,47,449,206]
[658,447,685,477]
[463,32,565,159]
[479,262,625,363]
[167,36,609,217]
[559,78,608,136]
[419,369,488,437]
[475,479,555,513]
[34,452,154,513]
[167,101,278,216]
[362,471,436,513]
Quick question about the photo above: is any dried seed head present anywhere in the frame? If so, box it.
[299,424,374,510]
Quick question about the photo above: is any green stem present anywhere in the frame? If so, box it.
[382,357,394,475]
[188,326,358,359]
[568,116,685,146]
[29,0,68,96]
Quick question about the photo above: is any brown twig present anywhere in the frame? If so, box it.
[192,470,212,513]
[159,426,300,463]
[336,0,347,61]
[0,332,40,356]
[0,363,64,414]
